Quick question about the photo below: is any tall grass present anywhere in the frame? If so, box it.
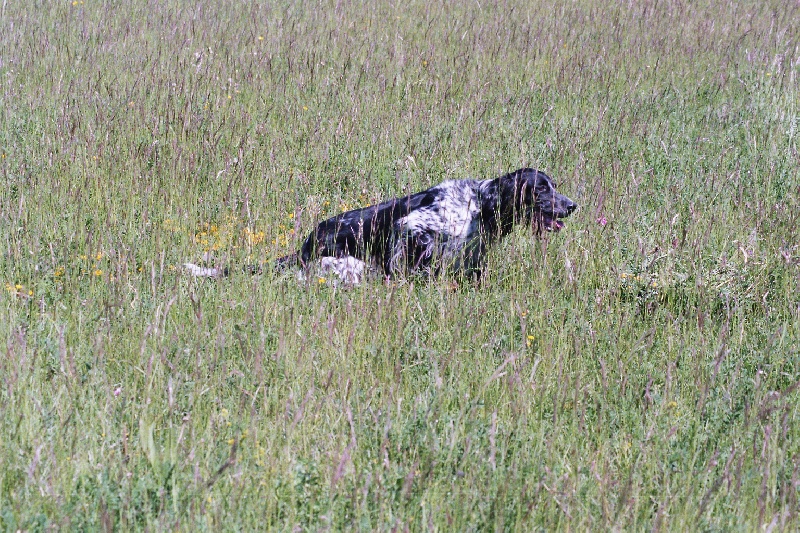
[1,0,799,529]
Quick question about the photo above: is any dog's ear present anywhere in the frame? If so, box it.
[518,172,537,204]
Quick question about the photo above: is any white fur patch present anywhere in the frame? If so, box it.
[294,256,370,286]
[393,179,492,272]
[398,180,480,238]
[183,263,223,277]
[318,256,367,285]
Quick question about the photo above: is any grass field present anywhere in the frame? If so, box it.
[1,0,799,529]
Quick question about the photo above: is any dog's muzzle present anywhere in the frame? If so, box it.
[540,196,577,232]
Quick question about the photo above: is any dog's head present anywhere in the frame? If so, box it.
[502,168,577,232]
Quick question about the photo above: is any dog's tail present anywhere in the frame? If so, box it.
[182,263,230,277]
[184,253,299,278]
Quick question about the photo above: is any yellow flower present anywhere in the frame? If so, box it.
[287,212,294,219]
[93,269,103,276]
[257,35,264,41]
[28,290,33,296]
[15,284,23,290]
[227,438,235,445]
[94,251,103,260]
[318,277,326,284]
[526,335,535,347]
[244,228,265,246]
[302,106,308,111]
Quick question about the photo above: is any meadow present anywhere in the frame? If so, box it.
[1,0,799,529]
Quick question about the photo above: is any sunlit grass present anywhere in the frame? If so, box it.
[1,0,799,529]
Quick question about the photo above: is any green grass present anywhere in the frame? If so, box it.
[1,0,799,529]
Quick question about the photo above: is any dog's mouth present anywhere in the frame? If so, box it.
[540,213,566,232]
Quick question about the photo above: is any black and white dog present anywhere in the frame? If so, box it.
[185,168,577,283]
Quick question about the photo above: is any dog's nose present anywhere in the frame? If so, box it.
[565,200,578,214]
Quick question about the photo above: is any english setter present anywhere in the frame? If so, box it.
[185,168,577,283]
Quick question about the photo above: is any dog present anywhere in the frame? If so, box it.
[185,168,577,283]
